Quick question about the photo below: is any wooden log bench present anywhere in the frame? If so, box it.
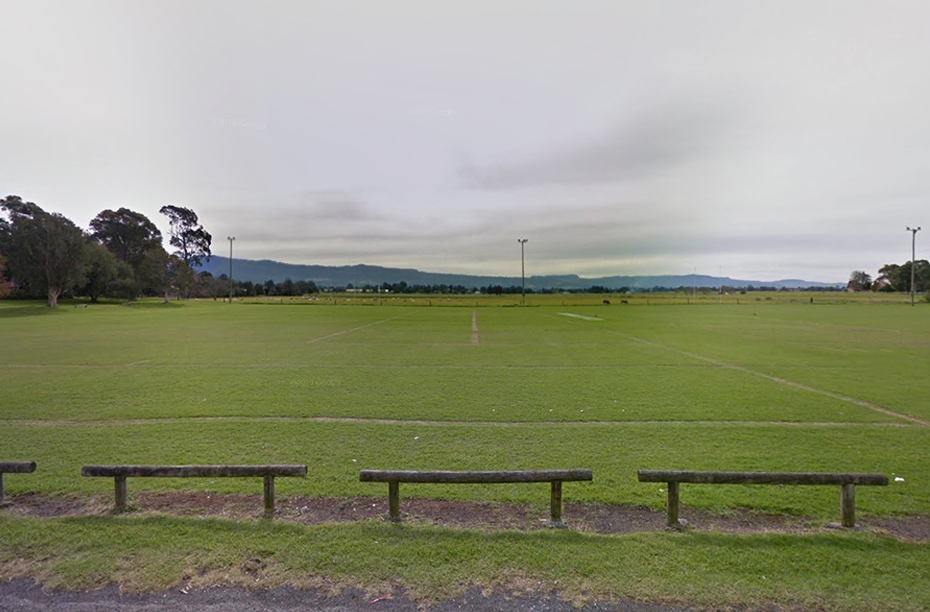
[0,462,37,508]
[81,465,307,516]
[638,470,889,529]
[359,469,593,526]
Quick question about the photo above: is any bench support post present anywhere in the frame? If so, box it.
[0,473,7,508]
[388,481,400,521]
[263,476,276,517]
[841,483,855,528]
[550,480,565,527]
[666,481,680,528]
[114,476,128,512]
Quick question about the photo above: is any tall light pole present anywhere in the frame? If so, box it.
[907,227,921,306]
[228,236,235,302]
[517,238,528,305]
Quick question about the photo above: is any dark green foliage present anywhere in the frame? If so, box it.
[847,270,872,292]
[80,240,137,302]
[0,253,12,298]
[81,241,122,302]
[137,246,171,299]
[0,195,86,306]
[195,271,222,299]
[89,208,165,297]
[877,261,930,292]
[158,205,212,267]
[257,278,318,296]
[89,208,162,268]
[170,257,195,298]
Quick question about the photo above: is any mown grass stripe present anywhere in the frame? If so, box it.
[305,311,414,343]
[3,416,917,428]
[625,335,928,427]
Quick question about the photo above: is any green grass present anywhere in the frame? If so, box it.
[2,516,928,611]
[1,297,929,609]
[1,420,922,516]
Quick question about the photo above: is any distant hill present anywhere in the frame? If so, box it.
[197,256,843,290]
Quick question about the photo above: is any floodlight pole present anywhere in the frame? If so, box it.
[907,227,921,306]
[228,236,236,302]
[518,238,528,305]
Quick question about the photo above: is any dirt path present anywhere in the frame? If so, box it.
[5,493,929,541]
[0,580,692,612]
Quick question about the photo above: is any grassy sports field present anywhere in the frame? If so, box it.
[1,295,928,610]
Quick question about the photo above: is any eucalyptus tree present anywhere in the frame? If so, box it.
[0,195,86,307]
[159,205,212,267]
[90,208,162,265]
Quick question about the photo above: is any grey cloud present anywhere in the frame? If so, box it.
[296,192,381,222]
[4,2,929,283]
[462,99,737,190]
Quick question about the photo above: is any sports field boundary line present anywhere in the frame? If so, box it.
[305,311,413,344]
[471,310,479,345]
[624,335,929,427]
[3,416,915,429]
[559,312,604,321]
[539,311,928,427]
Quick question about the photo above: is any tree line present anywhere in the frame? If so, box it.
[0,195,212,306]
[4,194,926,305]
[848,262,930,293]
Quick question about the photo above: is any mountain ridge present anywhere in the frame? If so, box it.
[197,256,843,290]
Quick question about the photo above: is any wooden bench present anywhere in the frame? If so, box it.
[359,469,593,526]
[0,462,37,508]
[638,470,889,529]
[81,465,307,516]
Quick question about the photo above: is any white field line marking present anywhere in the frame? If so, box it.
[306,312,411,343]
[624,334,928,427]
[559,312,604,321]
[538,310,926,426]
[5,416,915,429]
[471,310,479,345]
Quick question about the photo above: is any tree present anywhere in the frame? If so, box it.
[280,277,297,296]
[847,270,872,292]
[137,245,171,300]
[195,271,222,299]
[877,261,930,293]
[264,279,276,296]
[0,195,87,307]
[877,264,905,291]
[81,240,121,302]
[0,254,12,298]
[90,208,162,267]
[159,205,212,268]
[169,257,195,299]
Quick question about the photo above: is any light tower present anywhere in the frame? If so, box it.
[228,236,236,302]
[907,227,921,306]
[517,238,528,305]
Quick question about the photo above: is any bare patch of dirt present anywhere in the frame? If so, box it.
[3,492,928,541]
[0,579,697,612]
[865,515,930,542]
[1,493,104,517]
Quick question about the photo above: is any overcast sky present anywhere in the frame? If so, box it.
[2,1,929,282]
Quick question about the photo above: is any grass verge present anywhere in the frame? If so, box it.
[1,515,928,611]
